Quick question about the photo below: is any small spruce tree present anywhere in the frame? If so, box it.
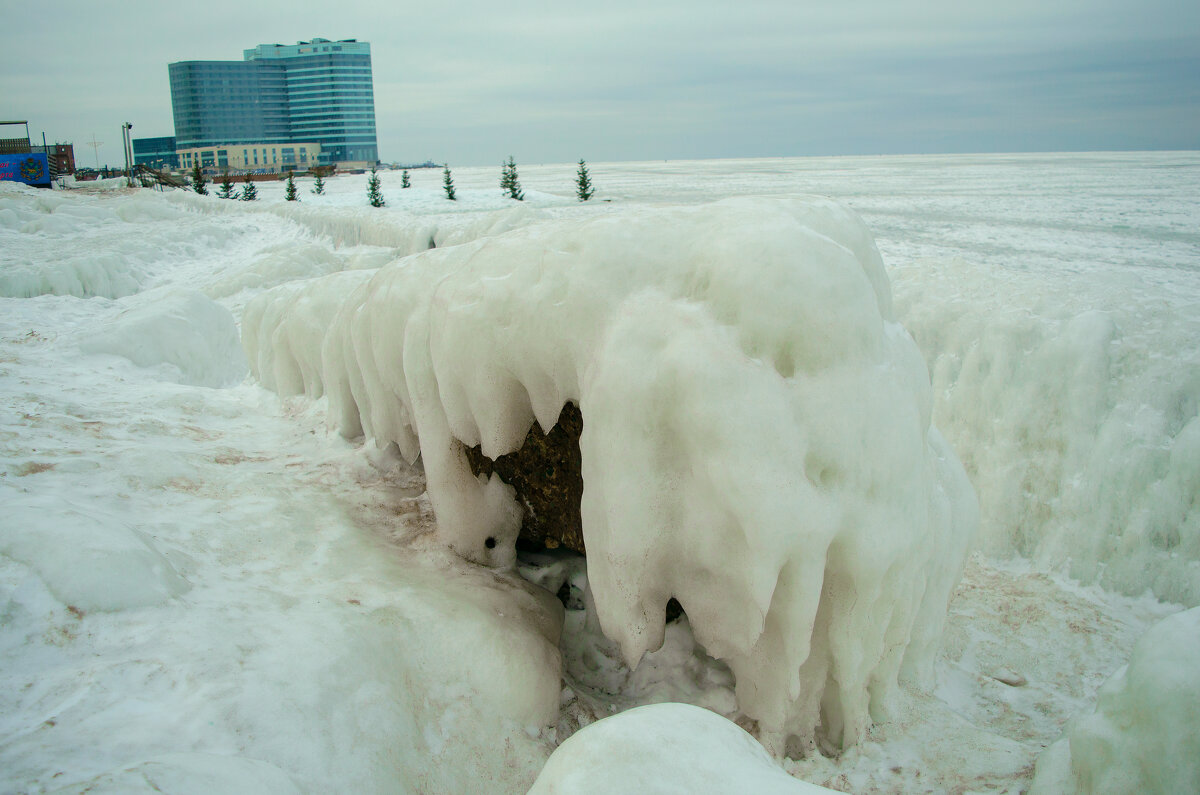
[191,160,207,195]
[575,159,595,202]
[240,173,258,201]
[312,171,325,195]
[367,166,385,207]
[443,166,456,201]
[285,169,300,201]
[401,169,411,188]
[501,156,524,200]
[217,172,236,199]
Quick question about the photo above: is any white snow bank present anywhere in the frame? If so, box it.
[894,258,1200,606]
[163,186,548,254]
[50,753,300,794]
[244,196,978,750]
[0,251,145,299]
[1030,606,1200,794]
[82,289,248,387]
[0,497,189,612]
[528,703,833,794]
[0,189,198,299]
[206,242,344,298]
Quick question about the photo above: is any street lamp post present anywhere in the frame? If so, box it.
[121,122,134,187]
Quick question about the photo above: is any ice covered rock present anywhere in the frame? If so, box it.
[243,196,978,750]
[1030,606,1200,794]
[528,703,834,794]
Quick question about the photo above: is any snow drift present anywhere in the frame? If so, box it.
[82,289,248,388]
[242,196,978,750]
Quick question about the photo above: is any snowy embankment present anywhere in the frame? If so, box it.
[2,154,1198,793]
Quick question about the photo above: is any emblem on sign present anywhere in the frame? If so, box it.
[20,157,44,181]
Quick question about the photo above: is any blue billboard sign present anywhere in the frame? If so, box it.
[0,153,51,187]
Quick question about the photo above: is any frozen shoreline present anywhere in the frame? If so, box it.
[2,152,1197,792]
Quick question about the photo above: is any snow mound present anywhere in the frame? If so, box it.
[528,703,834,794]
[82,289,248,387]
[52,752,300,794]
[244,196,978,750]
[0,498,189,612]
[1030,606,1200,794]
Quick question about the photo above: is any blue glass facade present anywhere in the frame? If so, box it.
[132,136,179,169]
[168,39,378,166]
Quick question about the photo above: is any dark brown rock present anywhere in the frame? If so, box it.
[465,402,586,555]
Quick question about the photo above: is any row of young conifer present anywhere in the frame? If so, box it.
[190,157,596,206]
[366,157,596,207]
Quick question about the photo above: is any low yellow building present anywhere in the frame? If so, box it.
[178,142,322,174]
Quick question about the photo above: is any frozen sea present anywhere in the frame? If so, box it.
[1,151,1197,793]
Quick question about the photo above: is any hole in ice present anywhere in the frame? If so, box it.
[517,546,735,743]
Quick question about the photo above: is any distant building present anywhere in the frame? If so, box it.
[168,38,378,169]
[177,141,321,174]
[132,136,179,170]
[30,144,75,177]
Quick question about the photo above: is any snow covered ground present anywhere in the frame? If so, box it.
[2,152,1198,793]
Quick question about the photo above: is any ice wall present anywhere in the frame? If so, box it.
[893,257,1200,606]
[243,196,978,750]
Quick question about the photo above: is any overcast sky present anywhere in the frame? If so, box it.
[3,0,1197,168]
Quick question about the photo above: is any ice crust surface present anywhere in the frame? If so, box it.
[1,153,1198,793]
[243,195,979,750]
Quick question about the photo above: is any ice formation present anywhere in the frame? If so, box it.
[242,196,978,750]
[82,289,248,388]
[1030,606,1200,794]
[528,703,834,794]
[895,260,1200,606]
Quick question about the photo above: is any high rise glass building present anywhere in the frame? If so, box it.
[169,38,378,167]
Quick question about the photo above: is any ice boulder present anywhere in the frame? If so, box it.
[528,703,835,794]
[82,289,248,388]
[1030,606,1200,794]
[243,196,978,751]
